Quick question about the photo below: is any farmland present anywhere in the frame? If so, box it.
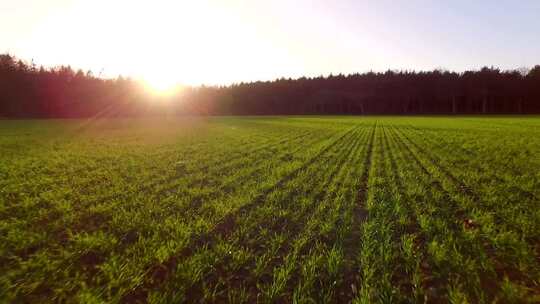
[0,116,539,303]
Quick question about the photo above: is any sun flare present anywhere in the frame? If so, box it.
[15,0,304,86]
[143,75,181,96]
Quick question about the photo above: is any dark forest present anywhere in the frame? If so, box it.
[1,54,539,118]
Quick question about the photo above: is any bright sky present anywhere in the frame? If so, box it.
[1,0,540,86]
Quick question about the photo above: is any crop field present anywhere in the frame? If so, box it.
[1,116,539,303]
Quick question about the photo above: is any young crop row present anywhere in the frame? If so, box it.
[381,119,538,302]
[0,118,358,302]
[0,116,538,303]
[131,125,373,303]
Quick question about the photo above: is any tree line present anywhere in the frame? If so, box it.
[1,53,539,118]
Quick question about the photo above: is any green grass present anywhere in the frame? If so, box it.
[1,116,539,303]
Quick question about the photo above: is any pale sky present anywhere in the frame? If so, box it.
[1,0,540,86]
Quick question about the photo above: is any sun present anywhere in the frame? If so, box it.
[143,74,180,96]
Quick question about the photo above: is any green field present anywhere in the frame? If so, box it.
[1,117,539,303]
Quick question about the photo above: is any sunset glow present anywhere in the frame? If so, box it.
[2,0,540,86]
[4,0,307,86]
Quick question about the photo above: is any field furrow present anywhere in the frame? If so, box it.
[1,116,538,303]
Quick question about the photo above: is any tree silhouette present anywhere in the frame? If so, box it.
[0,54,539,118]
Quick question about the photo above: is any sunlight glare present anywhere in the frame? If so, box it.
[18,0,307,86]
[143,74,180,96]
